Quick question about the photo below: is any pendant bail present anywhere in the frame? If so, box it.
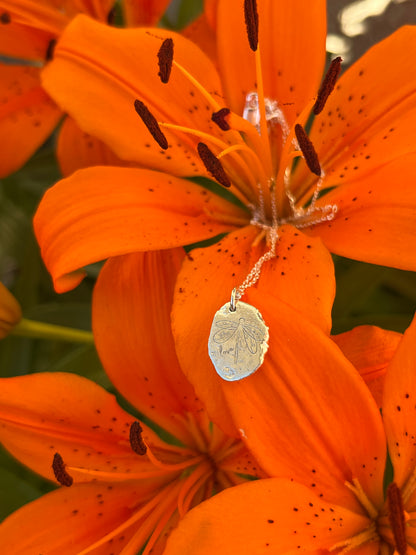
[230,288,239,312]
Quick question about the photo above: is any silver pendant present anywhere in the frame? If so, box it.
[208,291,269,381]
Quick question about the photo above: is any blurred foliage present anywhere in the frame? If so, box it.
[1,0,416,536]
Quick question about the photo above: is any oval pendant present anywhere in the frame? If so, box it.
[208,299,269,381]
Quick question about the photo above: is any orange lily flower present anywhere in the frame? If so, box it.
[163,307,416,555]
[0,248,260,554]
[34,1,416,424]
[0,0,170,177]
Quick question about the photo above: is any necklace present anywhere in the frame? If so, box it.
[208,217,276,381]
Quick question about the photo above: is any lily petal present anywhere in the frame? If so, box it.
[222,291,387,510]
[93,250,205,444]
[0,64,61,178]
[382,314,416,488]
[122,0,170,26]
[308,26,416,189]
[0,0,112,33]
[57,116,130,176]
[33,166,246,292]
[172,225,335,436]
[0,19,52,60]
[333,325,402,407]
[0,0,67,34]
[309,153,416,270]
[41,15,226,176]
[0,372,147,482]
[181,13,217,66]
[163,478,371,555]
[0,480,162,554]
[216,0,327,121]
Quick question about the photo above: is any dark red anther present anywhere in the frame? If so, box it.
[52,453,73,487]
[313,56,342,115]
[45,39,57,62]
[294,124,321,177]
[129,421,147,455]
[134,99,169,150]
[197,142,231,188]
[387,482,407,555]
[158,38,174,84]
[0,12,11,24]
[212,108,231,131]
[244,0,259,52]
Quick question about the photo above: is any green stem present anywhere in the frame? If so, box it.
[11,318,94,344]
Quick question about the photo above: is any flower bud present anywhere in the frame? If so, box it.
[0,283,22,339]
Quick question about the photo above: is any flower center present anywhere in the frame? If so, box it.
[132,0,343,267]
[51,414,255,554]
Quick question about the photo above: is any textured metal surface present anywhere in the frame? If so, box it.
[208,301,269,381]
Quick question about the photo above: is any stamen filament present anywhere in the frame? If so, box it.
[159,122,256,199]
[172,60,221,111]
[66,465,178,481]
[159,121,229,150]
[228,111,276,181]
[77,481,182,555]
[329,521,379,553]
[251,229,267,247]
[184,412,210,453]
[217,143,269,193]
[254,45,273,177]
[216,440,246,464]
[144,445,206,472]
[180,470,211,515]
[177,461,212,517]
[345,478,378,519]
[215,469,239,490]
[141,493,179,555]
[206,422,232,454]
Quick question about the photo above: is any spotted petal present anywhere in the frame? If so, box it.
[41,15,228,176]
[308,153,416,271]
[33,166,247,292]
[216,0,327,122]
[0,372,156,482]
[163,478,372,555]
[0,480,168,554]
[382,314,416,488]
[0,64,61,178]
[221,291,387,510]
[172,225,335,437]
[93,249,205,445]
